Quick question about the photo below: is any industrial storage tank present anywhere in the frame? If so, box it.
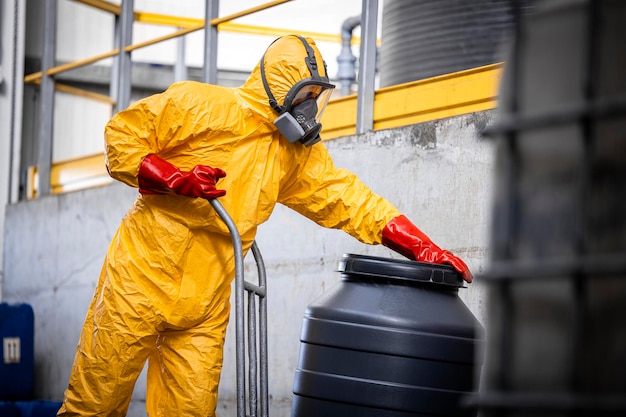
[379,0,519,87]
[291,254,484,417]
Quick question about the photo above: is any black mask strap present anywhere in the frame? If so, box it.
[296,35,322,79]
[260,45,283,113]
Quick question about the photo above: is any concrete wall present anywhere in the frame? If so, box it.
[2,111,496,417]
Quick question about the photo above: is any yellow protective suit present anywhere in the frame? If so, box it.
[58,35,401,417]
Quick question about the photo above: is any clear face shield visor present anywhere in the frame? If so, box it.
[286,82,334,123]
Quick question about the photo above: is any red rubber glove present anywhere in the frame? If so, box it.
[138,154,226,199]
[382,215,473,283]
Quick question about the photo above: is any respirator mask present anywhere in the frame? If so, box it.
[261,36,335,146]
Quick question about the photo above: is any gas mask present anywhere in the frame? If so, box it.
[261,36,335,146]
[273,84,333,146]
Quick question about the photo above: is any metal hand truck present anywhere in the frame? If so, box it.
[210,199,269,417]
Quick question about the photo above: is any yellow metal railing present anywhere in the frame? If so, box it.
[322,63,502,138]
[75,0,350,43]
[25,1,300,85]
[25,1,501,197]
[47,63,502,195]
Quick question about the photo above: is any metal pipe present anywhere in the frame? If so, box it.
[203,0,219,84]
[114,0,133,112]
[356,0,378,134]
[174,30,188,82]
[37,0,57,197]
[337,15,360,96]
[6,0,25,203]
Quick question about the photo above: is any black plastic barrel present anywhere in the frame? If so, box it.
[291,254,484,417]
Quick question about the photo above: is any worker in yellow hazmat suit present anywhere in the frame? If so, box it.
[57,35,472,417]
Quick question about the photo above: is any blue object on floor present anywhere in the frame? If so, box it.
[0,303,35,401]
[15,400,63,417]
[0,401,21,417]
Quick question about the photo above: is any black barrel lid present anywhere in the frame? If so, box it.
[338,253,464,288]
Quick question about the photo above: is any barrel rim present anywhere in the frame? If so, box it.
[337,253,465,288]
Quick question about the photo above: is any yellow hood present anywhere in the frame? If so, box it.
[237,35,329,121]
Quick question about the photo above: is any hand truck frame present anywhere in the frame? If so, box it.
[210,199,269,417]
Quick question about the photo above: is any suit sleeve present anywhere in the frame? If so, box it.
[104,93,169,188]
[277,143,401,245]
[104,83,198,188]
